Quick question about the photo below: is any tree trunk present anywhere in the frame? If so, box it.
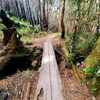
[61,0,65,39]
[0,27,33,77]
[42,0,48,31]
[39,0,42,30]
[2,28,13,45]
[5,28,23,53]
[46,0,49,30]
[96,0,100,33]
[76,0,81,33]
[2,27,21,46]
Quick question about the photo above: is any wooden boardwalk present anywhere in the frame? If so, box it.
[34,40,64,100]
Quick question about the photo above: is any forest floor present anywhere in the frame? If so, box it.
[0,33,97,100]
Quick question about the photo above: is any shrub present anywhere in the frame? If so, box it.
[82,64,100,95]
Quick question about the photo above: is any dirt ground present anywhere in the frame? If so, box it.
[0,38,40,100]
[0,71,39,100]
[54,41,93,100]
[58,56,93,100]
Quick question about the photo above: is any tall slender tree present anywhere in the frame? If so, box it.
[96,0,100,33]
[42,0,48,31]
[61,0,65,39]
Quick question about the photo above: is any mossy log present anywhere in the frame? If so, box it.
[84,38,100,67]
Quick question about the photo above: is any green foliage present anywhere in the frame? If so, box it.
[10,16,34,34]
[0,22,6,30]
[0,22,5,39]
[82,64,100,95]
[17,26,34,34]
[65,31,100,95]
[90,78,97,94]
[10,16,32,27]
[21,33,33,44]
[65,32,95,64]
[33,25,40,33]
[82,66,100,77]
[10,16,40,34]
[81,37,100,95]
[0,16,42,44]
[84,38,100,67]
[75,32,96,51]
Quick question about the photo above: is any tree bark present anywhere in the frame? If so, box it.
[38,0,43,30]
[42,0,48,31]
[2,28,13,45]
[2,27,21,46]
[61,0,65,39]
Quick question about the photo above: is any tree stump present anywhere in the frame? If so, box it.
[5,28,23,54]
[0,10,33,77]
[0,10,21,46]
[2,27,16,46]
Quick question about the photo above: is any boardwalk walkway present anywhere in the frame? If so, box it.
[34,40,64,100]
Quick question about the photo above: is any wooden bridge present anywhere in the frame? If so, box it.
[34,40,64,100]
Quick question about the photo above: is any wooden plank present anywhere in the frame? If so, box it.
[34,41,64,100]
[48,42,64,100]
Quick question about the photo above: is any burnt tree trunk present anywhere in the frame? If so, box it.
[2,28,13,45]
[2,27,21,46]
[0,10,33,77]
[0,28,33,77]
[61,0,65,39]
[5,28,23,53]
[0,10,21,46]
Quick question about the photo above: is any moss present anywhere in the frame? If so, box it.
[84,38,100,67]
[21,34,33,44]
[63,41,81,80]
[0,23,5,40]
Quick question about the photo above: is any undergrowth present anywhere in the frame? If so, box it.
[82,64,100,95]
[64,32,100,95]
[0,16,47,44]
